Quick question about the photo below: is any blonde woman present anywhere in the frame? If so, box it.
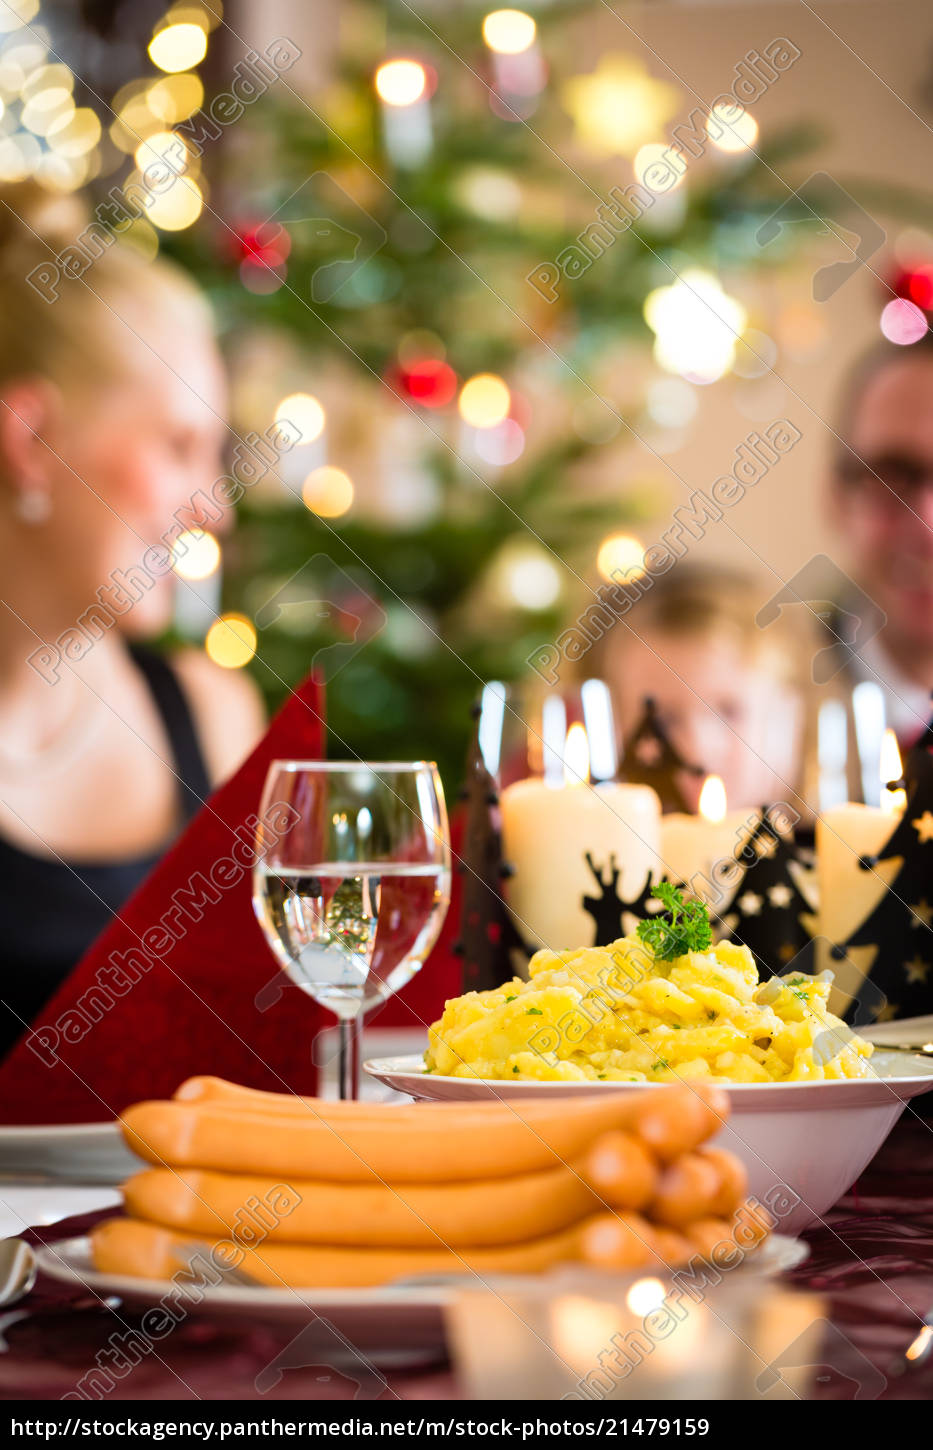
[0,184,264,1054]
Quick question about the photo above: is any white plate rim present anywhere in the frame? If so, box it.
[36,1231,807,1310]
[364,1048,933,1092]
[0,1122,121,1141]
[35,1236,450,1311]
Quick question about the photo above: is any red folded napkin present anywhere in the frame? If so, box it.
[0,675,326,1125]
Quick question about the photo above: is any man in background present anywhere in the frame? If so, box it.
[826,334,933,746]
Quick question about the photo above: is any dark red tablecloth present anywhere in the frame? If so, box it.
[2,1113,931,1402]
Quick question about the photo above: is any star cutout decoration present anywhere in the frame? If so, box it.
[912,811,933,843]
[910,899,933,929]
[768,883,794,909]
[562,57,680,158]
[905,956,930,985]
[737,890,763,916]
[870,999,900,1023]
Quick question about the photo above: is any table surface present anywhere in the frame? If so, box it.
[0,1112,931,1402]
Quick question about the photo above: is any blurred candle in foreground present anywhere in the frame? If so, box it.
[375,59,432,167]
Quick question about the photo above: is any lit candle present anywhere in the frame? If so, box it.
[500,723,661,952]
[375,59,432,167]
[816,729,905,1002]
[482,9,546,113]
[659,776,750,907]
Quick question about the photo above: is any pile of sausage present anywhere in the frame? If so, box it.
[91,1076,770,1288]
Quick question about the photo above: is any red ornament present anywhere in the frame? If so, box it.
[890,264,933,312]
[390,357,458,408]
[230,221,291,269]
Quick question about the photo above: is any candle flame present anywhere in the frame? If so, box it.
[880,728,906,815]
[563,722,590,786]
[698,774,727,823]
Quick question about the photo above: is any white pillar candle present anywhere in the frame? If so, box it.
[500,725,661,953]
[815,730,905,1011]
[659,776,749,908]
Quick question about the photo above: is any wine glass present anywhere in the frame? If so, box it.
[252,760,451,1098]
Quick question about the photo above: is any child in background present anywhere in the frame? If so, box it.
[587,564,816,815]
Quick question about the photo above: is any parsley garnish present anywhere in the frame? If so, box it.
[651,1060,668,1071]
[526,1007,543,1016]
[636,883,713,962]
[512,1065,519,1073]
[505,995,516,1002]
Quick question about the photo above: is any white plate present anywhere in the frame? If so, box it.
[863,1014,933,1047]
[364,1048,933,1103]
[36,1236,449,1353]
[36,1231,806,1342]
[0,1122,142,1185]
[364,1049,933,1235]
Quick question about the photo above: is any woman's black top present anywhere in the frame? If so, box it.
[0,645,211,1058]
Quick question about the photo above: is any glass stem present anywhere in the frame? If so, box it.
[338,1014,363,1100]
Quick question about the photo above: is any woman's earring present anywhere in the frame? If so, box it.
[16,489,51,524]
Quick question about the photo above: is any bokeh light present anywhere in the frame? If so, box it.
[645,377,698,428]
[302,465,355,518]
[505,552,561,609]
[148,23,208,74]
[145,174,203,230]
[206,614,257,669]
[880,297,928,345]
[274,392,326,443]
[732,328,778,379]
[482,10,537,55]
[644,269,747,383]
[148,72,204,124]
[0,0,39,34]
[625,1278,666,1315]
[172,529,221,580]
[402,358,458,407]
[597,532,646,583]
[474,417,525,466]
[458,373,510,428]
[707,102,759,153]
[374,59,427,107]
[633,142,684,192]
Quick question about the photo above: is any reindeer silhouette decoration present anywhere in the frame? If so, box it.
[581,852,660,947]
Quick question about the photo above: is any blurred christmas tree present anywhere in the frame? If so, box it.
[157,1,839,786]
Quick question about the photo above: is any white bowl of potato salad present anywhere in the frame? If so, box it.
[365,891,933,1233]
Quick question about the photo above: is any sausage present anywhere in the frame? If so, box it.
[695,1147,747,1218]
[90,1215,584,1289]
[577,1211,657,1270]
[650,1154,723,1227]
[121,1089,718,1184]
[122,1162,599,1249]
[630,1083,728,1163]
[582,1132,659,1209]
